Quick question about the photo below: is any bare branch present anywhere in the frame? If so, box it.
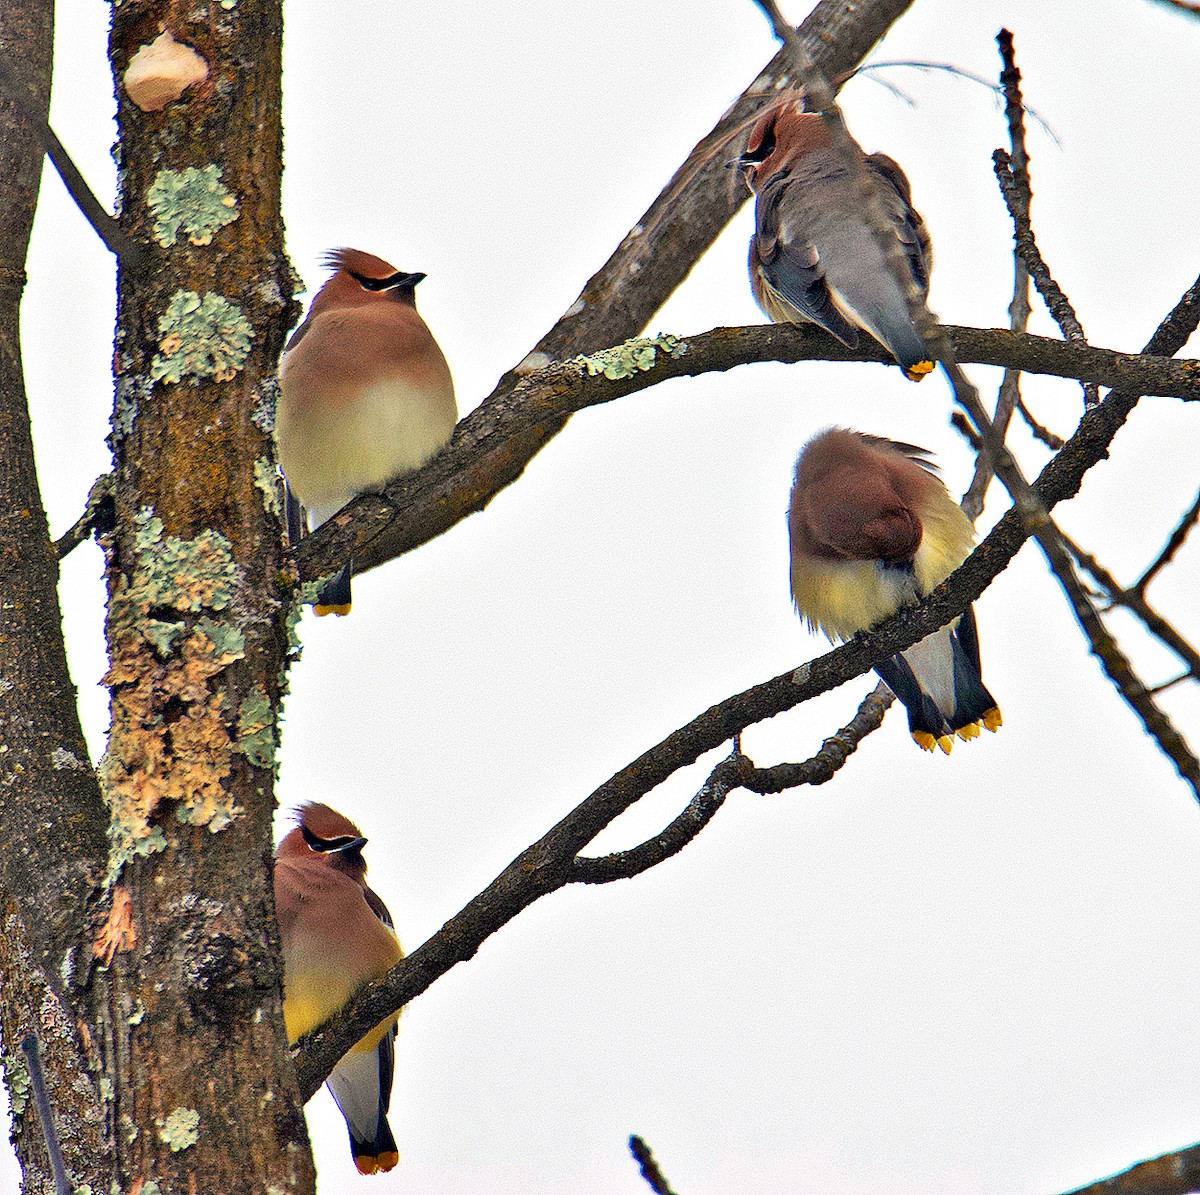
[1057,1138,1200,1195]
[1016,394,1066,448]
[963,30,1033,520]
[993,148,1098,406]
[630,1136,680,1195]
[739,683,894,793]
[1136,487,1200,593]
[292,322,1200,586]
[53,472,113,560]
[0,55,145,271]
[572,684,893,885]
[294,263,1200,1095]
[1062,531,1200,686]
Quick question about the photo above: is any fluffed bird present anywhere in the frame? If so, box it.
[788,428,1001,752]
[276,248,458,614]
[738,101,935,381]
[274,802,405,1174]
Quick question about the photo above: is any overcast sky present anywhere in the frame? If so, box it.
[5,1,1200,1191]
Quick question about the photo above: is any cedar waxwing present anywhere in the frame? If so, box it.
[738,101,935,382]
[275,802,405,1174]
[276,248,458,614]
[788,428,1001,753]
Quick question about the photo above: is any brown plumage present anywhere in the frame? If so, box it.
[789,429,1001,752]
[276,248,457,614]
[739,102,935,381]
[275,802,404,1174]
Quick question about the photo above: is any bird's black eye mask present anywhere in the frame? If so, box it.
[347,269,426,294]
[300,824,368,854]
[737,125,777,169]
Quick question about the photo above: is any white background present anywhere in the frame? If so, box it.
[4,1,1200,1191]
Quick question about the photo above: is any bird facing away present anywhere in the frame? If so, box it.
[275,802,405,1174]
[276,248,458,614]
[788,428,1001,752]
[738,101,935,382]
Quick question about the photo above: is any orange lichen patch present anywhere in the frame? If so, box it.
[123,29,208,112]
[94,887,137,966]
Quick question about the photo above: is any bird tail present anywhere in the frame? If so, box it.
[824,234,935,381]
[328,1034,399,1174]
[873,611,1001,753]
[313,559,353,618]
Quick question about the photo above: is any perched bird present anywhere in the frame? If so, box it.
[274,802,404,1174]
[738,101,935,381]
[276,248,458,614]
[788,428,1001,752]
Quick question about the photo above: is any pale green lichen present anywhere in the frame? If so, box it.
[143,619,187,658]
[128,1001,145,1026]
[577,334,687,380]
[195,616,245,664]
[158,1106,200,1152]
[150,291,253,384]
[237,690,276,771]
[2,1052,30,1117]
[254,458,283,517]
[146,165,239,248]
[127,508,239,614]
[102,511,247,882]
[140,1183,160,1195]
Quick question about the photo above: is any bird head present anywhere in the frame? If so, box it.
[278,801,369,879]
[313,248,427,313]
[736,102,832,191]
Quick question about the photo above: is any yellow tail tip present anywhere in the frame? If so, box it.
[354,1151,399,1175]
[912,731,937,752]
[314,602,352,618]
[903,360,935,381]
[982,707,1003,733]
[936,734,955,755]
[956,722,981,741]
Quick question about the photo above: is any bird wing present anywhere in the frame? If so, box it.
[864,152,931,294]
[754,167,862,347]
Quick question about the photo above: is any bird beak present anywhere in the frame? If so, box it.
[335,836,368,854]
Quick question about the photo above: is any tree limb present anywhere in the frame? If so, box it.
[292,322,1200,584]
[292,269,1200,1101]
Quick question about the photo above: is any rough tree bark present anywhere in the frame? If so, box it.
[1,0,315,1190]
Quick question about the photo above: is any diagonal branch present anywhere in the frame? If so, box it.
[0,54,145,271]
[294,270,1200,1096]
[289,0,915,583]
[1056,1138,1200,1195]
[292,322,1200,585]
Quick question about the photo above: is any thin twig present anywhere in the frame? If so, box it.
[963,31,1033,520]
[1061,530,1200,685]
[54,473,114,559]
[1136,487,1200,593]
[1016,394,1066,448]
[19,1035,71,1195]
[753,5,1200,796]
[993,148,1098,407]
[630,1136,679,1195]
[0,56,145,272]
